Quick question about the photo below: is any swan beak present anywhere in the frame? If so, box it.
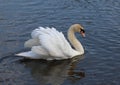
[80,32,85,37]
[81,33,85,37]
[80,29,85,37]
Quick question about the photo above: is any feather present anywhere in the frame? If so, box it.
[16,24,85,60]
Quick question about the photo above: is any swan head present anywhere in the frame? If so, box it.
[70,24,85,37]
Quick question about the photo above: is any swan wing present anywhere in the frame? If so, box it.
[24,28,43,48]
[24,38,39,48]
[31,46,49,56]
[24,27,52,48]
[37,27,76,58]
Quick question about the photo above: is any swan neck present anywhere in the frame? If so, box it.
[67,26,84,53]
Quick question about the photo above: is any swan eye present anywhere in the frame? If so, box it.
[80,29,85,33]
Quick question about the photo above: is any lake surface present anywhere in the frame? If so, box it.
[0,0,120,85]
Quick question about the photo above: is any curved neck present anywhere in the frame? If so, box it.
[67,27,84,53]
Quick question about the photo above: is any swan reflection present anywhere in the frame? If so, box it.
[21,55,85,85]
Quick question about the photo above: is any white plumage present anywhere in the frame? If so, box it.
[16,24,85,60]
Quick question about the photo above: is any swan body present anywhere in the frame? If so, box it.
[16,24,85,60]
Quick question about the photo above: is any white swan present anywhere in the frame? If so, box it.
[16,24,85,60]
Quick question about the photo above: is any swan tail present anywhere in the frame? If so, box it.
[15,51,41,59]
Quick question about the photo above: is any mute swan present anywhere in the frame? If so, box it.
[16,24,85,60]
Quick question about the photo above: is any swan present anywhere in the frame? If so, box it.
[16,24,85,60]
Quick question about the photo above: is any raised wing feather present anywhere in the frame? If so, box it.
[38,27,72,58]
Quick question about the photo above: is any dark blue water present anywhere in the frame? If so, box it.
[0,0,120,85]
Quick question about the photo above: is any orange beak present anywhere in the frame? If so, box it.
[80,32,85,37]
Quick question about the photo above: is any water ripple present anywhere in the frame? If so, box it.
[0,0,120,85]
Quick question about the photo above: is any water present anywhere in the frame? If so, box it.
[0,0,120,85]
